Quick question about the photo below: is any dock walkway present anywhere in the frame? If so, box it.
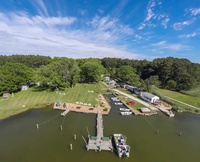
[61,109,70,116]
[87,107,113,152]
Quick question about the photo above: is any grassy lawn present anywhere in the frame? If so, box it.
[118,95,146,110]
[153,87,200,108]
[0,82,107,119]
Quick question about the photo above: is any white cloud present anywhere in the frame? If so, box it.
[173,20,193,30]
[98,9,104,14]
[78,9,87,16]
[0,11,141,59]
[138,0,169,30]
[188,8,200,16]
[152,41,189,51]
[162,17,170,28]
[179,32,198,38]
[31,0,49,16]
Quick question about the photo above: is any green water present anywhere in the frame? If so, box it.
[0,95,200,162]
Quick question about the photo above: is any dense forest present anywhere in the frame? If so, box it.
[0,55,200,95]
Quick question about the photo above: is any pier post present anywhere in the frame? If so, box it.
[36,124,39,129]
[70,144,73,150]
[74,134,76,140]
[60,125,63,131]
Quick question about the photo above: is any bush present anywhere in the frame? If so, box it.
[103,108,108,111]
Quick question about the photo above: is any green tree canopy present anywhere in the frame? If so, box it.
[0,62,33,95]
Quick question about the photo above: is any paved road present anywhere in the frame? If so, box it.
[164,96,200,111]
[112,89,158,111]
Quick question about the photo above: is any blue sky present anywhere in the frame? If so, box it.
[0,0,200,62]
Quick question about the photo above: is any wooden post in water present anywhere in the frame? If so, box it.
[86,126,90,138]
[74,134,76,140]
[70,144,73,150]
[60,125,63,131]
[36,124,39,129]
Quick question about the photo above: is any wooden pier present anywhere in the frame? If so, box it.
[61,109,70,116]
[86,107,113,152]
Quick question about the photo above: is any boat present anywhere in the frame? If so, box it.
[113,134,130,157]
[119,108,130,111]
[120,112,132,115]
[111,97,120,102]
[115,102,123,105]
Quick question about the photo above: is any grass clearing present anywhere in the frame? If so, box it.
[153,87,200,107]
[0,82,107,119]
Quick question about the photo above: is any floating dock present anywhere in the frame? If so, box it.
[86,107,113,152]
[61,109,70,116]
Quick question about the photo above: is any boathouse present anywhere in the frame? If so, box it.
[140,92,159,103]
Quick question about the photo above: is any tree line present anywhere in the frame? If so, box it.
[0,55,200,95]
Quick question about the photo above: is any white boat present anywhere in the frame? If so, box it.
[111,97,120,102]
[113,134,130,157]
[119,108,130,111]
[120,112,132,115]
[115,102,123,105]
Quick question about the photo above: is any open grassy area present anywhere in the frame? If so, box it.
[118,94,146,110]
[182,86,200,97]
[0,82,107,119]
[153,87,200,107]
[152,86,200,113]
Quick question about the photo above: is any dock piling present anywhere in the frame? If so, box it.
[70,144,73,150]
[36,124,39,129]
[60,125,63,131]
[74,134,76,140]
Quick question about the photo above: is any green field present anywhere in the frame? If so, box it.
[0,83,107,119]
[153,87,200,107]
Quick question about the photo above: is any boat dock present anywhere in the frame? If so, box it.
[61,109,70,116]
[86,107,113,152]
[159,107,175,117]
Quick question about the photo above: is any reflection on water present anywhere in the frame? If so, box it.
[0,95,200,162]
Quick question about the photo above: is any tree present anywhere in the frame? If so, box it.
[81,60,105,83]
[0,62,33,95]
[37,58,80,90]
[117,65,141,86]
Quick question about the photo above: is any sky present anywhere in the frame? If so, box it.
[0,0,200,63]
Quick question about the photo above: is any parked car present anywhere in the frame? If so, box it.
[127,101,136,105]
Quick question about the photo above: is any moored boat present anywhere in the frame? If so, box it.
[119,108,130,111]
[113,134,130,157]
[115,102,123,105]
[120,112,132,115]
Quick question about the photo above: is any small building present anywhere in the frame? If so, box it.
[105,76,110,82]
[140,108,151,114]
[140,92,159,103]
[21,85,29,91]
[108,80,116,86]
[2,93,10,99]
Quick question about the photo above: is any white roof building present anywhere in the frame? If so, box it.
[140,92,159,103]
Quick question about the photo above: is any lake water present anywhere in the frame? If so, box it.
[0,94,200,162]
